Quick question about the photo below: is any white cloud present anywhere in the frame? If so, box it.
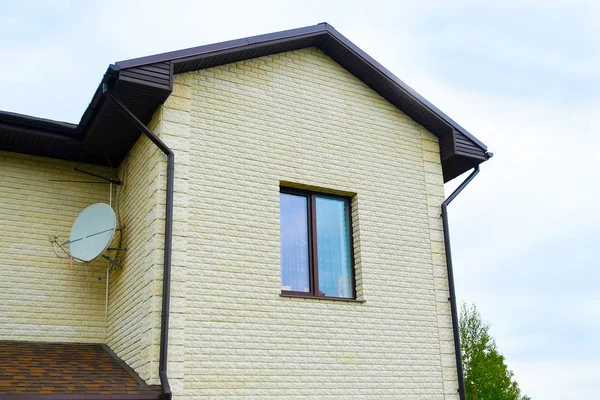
[511,360,600,399]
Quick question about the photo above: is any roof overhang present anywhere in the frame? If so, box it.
[0,23,489,182]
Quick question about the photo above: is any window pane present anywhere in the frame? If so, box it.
[316,196,353,298]
[280,193,310,292]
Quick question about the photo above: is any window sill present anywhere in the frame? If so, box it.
[280,292,366,303]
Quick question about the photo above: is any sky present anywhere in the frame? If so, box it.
[1,0,598,398]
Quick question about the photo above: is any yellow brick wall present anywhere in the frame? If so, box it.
[0,152,116,342]
[107,80,193,387]
[155,47,458,399]
[0,46,458,397]
[106,113,163,383]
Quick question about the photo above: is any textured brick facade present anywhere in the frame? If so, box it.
[109,79,193,388]
[106,120,163,383]
[153,47,456,399]
[0,47,458,399]
[0,152,115,342]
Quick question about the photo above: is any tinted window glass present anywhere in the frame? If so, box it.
[280,193,310,292]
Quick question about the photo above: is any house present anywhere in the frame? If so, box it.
[0,23,490,400]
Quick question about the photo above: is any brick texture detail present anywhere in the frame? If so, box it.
[0,152,115,342]
[1,46,458,398]
[155,47,458,399]
[107,120,163,383]
[108,75,193,388]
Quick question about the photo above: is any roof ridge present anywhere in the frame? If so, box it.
[116,23,328,69]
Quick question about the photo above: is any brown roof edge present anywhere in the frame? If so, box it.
[101,344,148,386]
[0,22,489,181]
[0,65,119,142]
[0,111,78,131]
[0,110,79,139]
[320,23,488,151]
[115,23,328,69]
[115,22,487,152]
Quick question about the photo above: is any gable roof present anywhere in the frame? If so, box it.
[0,23,489,181]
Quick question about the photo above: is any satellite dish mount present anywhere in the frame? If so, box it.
[49,167,126,268]
[48,167,127,317]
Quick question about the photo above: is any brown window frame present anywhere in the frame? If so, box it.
[279,187,357,300]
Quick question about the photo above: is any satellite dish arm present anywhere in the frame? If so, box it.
[103,84,174,400]
[49,236,87,264]
[73,167,122,185]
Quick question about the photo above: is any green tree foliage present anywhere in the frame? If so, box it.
[460,303,530,400]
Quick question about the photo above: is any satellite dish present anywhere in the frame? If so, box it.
[69,203,117,263]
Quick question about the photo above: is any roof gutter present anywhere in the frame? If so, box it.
[441,165,480,400]
[102,84,173,400]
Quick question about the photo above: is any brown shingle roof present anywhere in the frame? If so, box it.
[0,341,161,399]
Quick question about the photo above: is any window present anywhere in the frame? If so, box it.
[279,187,355,299]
